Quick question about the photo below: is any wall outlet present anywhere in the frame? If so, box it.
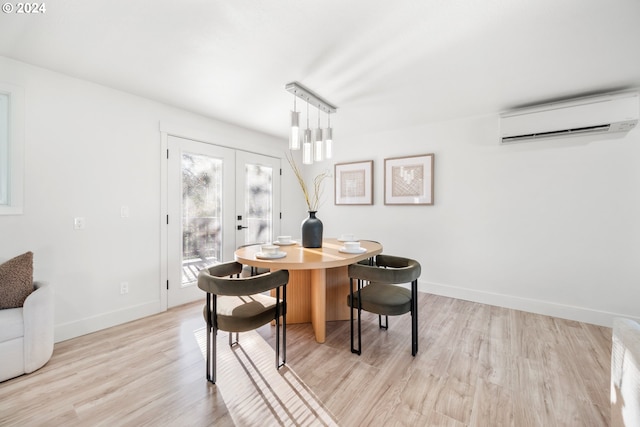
[120,282,129,295]
[73,217,86,230]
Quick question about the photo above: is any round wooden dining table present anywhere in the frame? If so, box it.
[234,238,382,343]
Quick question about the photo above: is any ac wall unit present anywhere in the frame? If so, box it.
[500,91,639,144]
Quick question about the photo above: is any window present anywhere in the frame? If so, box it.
[0,83,24,215]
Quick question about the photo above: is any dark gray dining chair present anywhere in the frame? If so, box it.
[197,261,289,384]
[347,254,421,356]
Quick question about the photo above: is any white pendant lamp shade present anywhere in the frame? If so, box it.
[302,130,313,165]
[314,114,323,161]
[314,137,323,162]
[302,98,313,164]
[323,127,333,159]
[289,110,300,150]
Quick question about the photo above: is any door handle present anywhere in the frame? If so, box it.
[237,225,248,230]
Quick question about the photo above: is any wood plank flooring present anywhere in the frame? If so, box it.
[0,293,612,426]
[275,294,611,426]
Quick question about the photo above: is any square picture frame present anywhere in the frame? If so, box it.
[334,160,373,205]
[384,154,434,205]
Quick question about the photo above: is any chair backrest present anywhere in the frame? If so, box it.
[198,261,289,296]
[349,254,421,284]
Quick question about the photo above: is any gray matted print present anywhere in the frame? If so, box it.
[335,160,373,205]
[384,154,434,205]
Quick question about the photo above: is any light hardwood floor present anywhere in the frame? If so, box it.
[0,293,612,426]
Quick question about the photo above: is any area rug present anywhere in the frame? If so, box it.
[195,328,338,426]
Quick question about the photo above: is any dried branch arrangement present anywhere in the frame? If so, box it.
[286,151,331,212]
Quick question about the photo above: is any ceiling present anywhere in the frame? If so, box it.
[1,0,639,139]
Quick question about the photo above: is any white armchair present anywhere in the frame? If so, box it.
[0,282,54,382]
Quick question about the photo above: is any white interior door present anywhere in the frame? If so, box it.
[167,136,235,307]
[235,151,281,247]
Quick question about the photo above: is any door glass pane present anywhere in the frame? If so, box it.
[243,163,273,245]
[181,152,222,286]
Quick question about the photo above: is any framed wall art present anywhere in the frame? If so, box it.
[334,160,373,205]
[384,154,434,205]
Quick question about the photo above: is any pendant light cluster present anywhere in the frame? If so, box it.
[286,82,337,165]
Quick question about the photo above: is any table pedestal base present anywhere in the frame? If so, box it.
[279,266,351,343]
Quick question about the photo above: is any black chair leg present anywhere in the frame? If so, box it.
[275,287,281,369]
[212,324,217,383]
[350,278,361,355]
[356,301,362,355]
[379,315,388,330]
[275,309,280,369]
[411,279,418,357]
[229,332,239,346]
[206,323,212,382]
[205,295,211,382]
[275,286,286,369]
[349,278,355,352]
[206,293,218,383]
[282,285,287,366]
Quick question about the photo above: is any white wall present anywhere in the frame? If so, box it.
[2,55,637,341]
[312,114,640,327]
[0,56,299,341]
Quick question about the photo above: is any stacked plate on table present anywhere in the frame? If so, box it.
[338,236,366,254]
[274,235,297,246]
[255,244,287,259]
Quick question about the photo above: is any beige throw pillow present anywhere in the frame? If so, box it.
[0,251,34,309]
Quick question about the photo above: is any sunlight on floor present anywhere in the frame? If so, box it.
[194,327,338,426]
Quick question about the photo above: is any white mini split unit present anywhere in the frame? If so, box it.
[500,91,639,144]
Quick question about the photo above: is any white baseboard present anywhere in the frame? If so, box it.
[420,280,640,328]
[53,281,635,342]
[54,301,164,343]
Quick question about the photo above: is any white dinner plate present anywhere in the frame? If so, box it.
[255,251,287,259]
[274,240,297,246]
[339,247,367,254]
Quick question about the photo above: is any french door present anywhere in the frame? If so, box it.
[235,150,281,247]
[166,135,280,308]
